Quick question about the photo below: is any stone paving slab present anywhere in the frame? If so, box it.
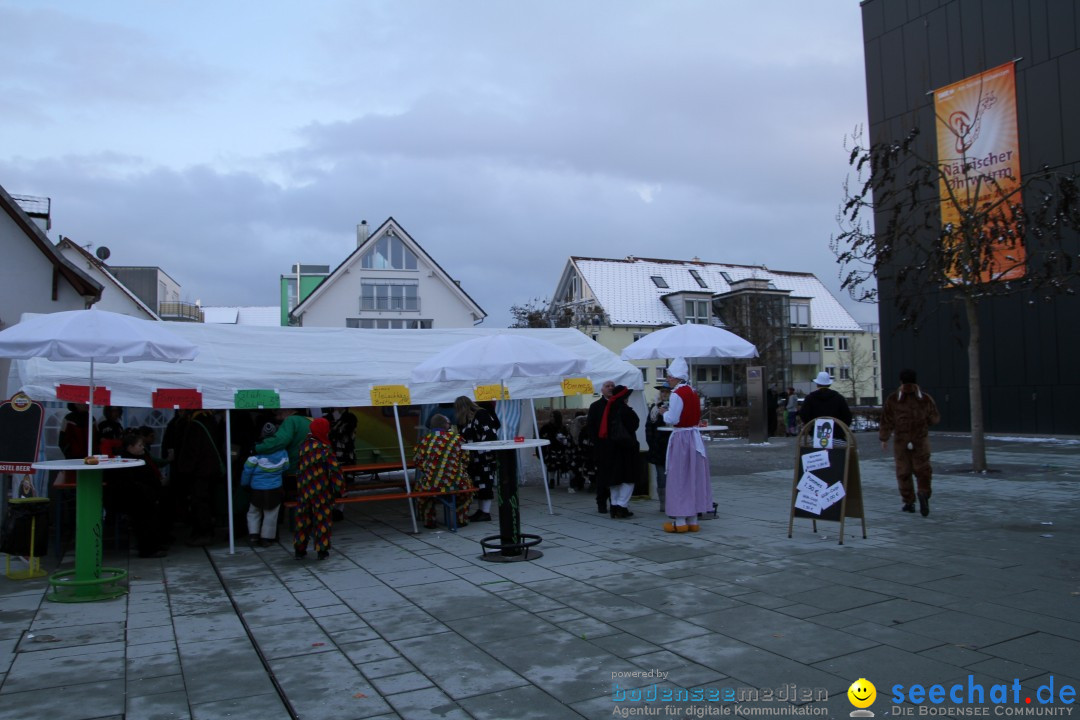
[1,434,1079,719]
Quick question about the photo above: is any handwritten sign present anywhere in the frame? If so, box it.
[152,388,203,409]
[370,385,411,407]
[234,389,280,409]
[794,492,822,515]
[801,450,830,473]
[797,471,827,497]
[819,482,846,510]
[561,378,594,396]
[55,384,110,405]
[475,384,510,402]
[814,419,835,449]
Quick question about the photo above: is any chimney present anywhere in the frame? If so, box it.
[356,220,369,247]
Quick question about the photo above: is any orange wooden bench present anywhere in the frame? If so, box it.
[285,487,478,532]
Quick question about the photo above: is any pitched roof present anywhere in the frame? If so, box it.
[0,185,101,301]
[568,256,862,331]
[291,217,486,321]
[56,237,160,319]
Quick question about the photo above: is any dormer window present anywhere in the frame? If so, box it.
[689,269,708,288]
[650,276,669,288]
[361,233,417,270]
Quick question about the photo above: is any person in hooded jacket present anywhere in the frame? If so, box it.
[879,368,941,516]
[798,371,853,427]
[293,417,345,561]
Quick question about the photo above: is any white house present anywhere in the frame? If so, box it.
[549,256,881,405]
[55,237,159,320]
[290,217,486,329]
[0,187,102,399]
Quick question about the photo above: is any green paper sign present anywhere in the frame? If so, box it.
[234,389,280,409]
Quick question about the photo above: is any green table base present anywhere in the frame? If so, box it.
[46,467,128,603]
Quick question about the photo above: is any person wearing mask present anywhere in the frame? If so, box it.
[880,369,941,516]
[455,396,501,522]
[293,417,345,561]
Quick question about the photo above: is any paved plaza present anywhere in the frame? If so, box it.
[1,432,1078,720]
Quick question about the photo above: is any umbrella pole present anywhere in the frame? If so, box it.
[529,399,554,515]
[87,359,95,457]
[225,410,235,555]
[392,404,419,534]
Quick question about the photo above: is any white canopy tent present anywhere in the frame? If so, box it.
[9,324,645,548]
[10,325,643,409]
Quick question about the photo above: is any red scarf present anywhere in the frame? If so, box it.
[599,387,630,439]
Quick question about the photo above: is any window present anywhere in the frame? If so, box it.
[710,367,720,381]
[360,233,418,270]
[640,367,648,383]
[790,302,810,327]
[720,271,733,284]
[632,332,647,341]
[360,280,419,311]
[839,366,851,380]
[689,269,708,288]
[824,365,836,378]
[285,277,298,311]
[656,366,667,381]
[347,318,431,329]
[696,367,707,382]
[591,333,599,342]
[838,336,849,351]
[685,300,710,324]
[823,336,835,351]
[650,275,669,288]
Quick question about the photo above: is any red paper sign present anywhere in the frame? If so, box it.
[152,388,203,409]
[55,384,110,405]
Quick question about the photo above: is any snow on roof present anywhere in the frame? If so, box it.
[10,194,49,216]
[201,306,281,326]
[572,257,862,331]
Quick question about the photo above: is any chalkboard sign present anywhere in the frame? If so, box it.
[787,417,867,545]
[0,394,45,474]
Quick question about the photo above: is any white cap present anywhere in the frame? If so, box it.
[814,371,833,386]
[668,357,689,380]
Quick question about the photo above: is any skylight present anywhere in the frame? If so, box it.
[650,276,669,288]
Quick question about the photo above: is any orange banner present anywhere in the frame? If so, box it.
[933,61,1024,283]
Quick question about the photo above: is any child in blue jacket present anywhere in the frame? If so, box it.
[241,422,289,547]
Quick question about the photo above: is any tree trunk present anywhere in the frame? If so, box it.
[964,297,988,471]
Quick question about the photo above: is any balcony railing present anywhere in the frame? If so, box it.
[158,301,204,322]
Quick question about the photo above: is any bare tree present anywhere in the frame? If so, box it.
[838,339,875,406]
[833,125,1080,471]
[508,297,575,328]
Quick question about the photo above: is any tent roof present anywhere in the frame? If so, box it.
[12,325,642,409]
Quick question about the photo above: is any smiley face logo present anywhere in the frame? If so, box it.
[848,678,876,709]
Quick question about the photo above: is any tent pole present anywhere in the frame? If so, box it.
[225,409,235,555]
[87,359,95,457]
[529,399,553,515]
[392,404,419,534]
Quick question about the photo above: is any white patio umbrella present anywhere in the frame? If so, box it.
[0,308,199,456]
[619,322,758,361]
[411,333,589,514]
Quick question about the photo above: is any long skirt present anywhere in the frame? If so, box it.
[664,430,713,518]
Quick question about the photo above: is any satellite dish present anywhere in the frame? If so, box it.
[95,246,111,260]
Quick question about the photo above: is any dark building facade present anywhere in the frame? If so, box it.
[861,0,1080,434]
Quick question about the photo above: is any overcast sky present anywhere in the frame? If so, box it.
[0,0,876,328]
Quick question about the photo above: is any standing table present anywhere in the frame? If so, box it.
[33,458,143,602]
[462,439,547,562]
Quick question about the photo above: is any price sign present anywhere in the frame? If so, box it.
[152,388,203,409]
[475,384,510,402]
[370,385,411,407]
[561,378,594,395]
[234,389,280,409]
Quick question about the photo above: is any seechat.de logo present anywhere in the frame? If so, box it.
[849,678,877,717]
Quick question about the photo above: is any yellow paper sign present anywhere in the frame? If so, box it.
[370,385,411,407]
[561,378,594,396]
[474,384,510,402]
